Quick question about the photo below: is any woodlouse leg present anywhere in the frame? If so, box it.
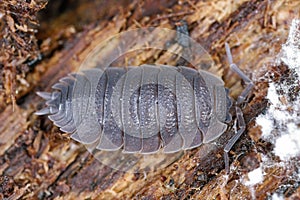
[176,20,190,48]
[176,20,192,65]
[225,43,254,105]
[223,43,252,173]
[223,107,245,173]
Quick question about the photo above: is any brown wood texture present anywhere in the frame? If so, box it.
[0,0,47,111]
[1,0,300,199]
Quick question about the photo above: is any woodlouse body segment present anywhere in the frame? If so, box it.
[36,64,232,154]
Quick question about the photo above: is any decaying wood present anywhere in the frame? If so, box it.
[1,0,300,199]
[0,0,47,111]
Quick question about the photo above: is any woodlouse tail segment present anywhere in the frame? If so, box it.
[35,106,52,115]
[36,91,52,100]
[69,69,104,144]
[35,91,59,115]
[35,75,77,133]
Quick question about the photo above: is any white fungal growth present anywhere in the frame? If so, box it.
[274,123,300,160]
[244,166,264,186]
[250,19,300,198]
[271,193,284,200]
[225,20,300,199]
[281,19,300,76]
[242,165,265,200]
[256,19,300,161]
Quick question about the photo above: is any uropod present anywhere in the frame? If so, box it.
[36,43,253,172]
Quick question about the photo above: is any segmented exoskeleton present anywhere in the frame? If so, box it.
[36,43,253,172]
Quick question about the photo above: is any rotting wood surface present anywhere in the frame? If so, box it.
[1,0,300,199]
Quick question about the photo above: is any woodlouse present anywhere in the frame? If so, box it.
[36,43,253,171]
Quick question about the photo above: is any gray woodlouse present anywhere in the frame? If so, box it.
[35,43,253,171]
